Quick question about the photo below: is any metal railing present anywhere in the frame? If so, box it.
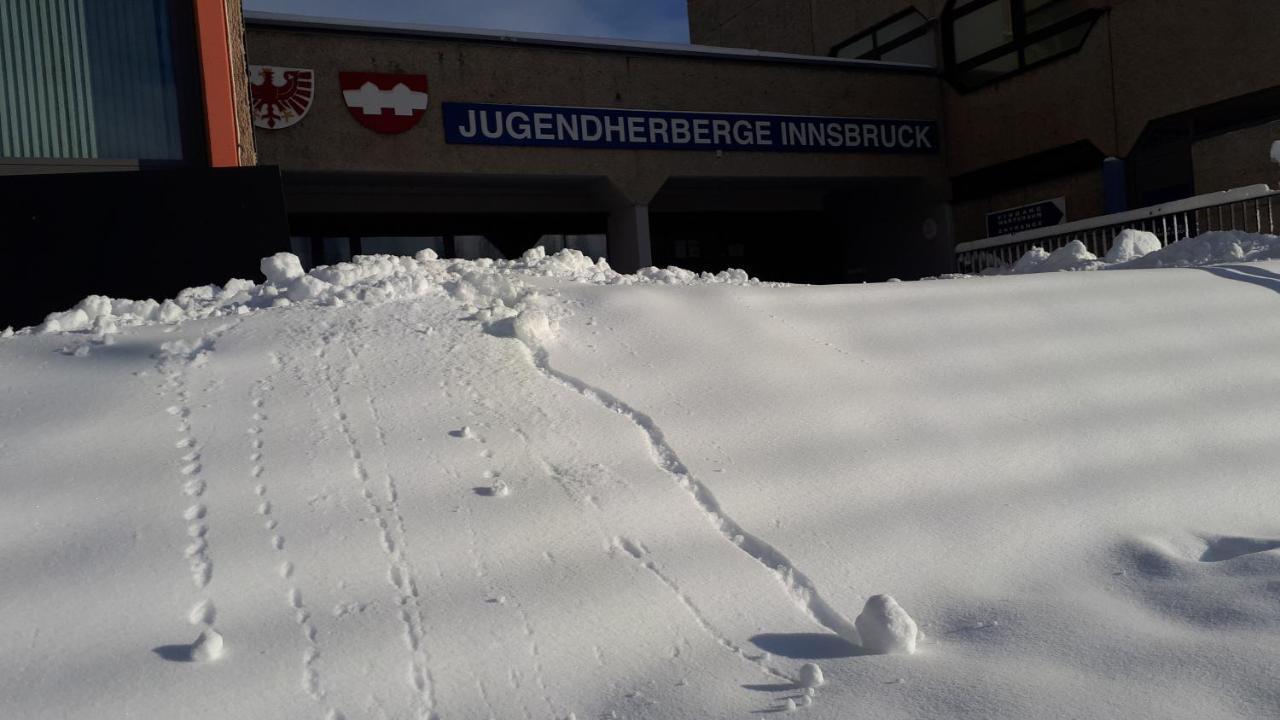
[955,184,1280,274]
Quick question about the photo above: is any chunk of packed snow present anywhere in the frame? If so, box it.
[1104,229,1162,263]
[261,252,304,285]
[1011,247,1050,274]
[798,662,825,688]
[1041,240,1100,272]
[191,627,224,662]
[854,595,919,655]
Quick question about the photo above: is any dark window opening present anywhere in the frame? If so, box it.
[941,0,1102,90]
[0,0,206,163]
[831,8,937,67]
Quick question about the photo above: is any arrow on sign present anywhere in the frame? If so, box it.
[986,198,1067,237]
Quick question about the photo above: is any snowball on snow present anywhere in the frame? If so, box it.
[854,595,919,655]
[798,662,825,688]
[261,252,305,286]
[1104,229,1163,263]
[191,627,224,662]
[522,246,547,263]
[414,248,438,262]
[513,308,554,349]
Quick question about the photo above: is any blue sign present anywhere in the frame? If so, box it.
[442,102,938,155]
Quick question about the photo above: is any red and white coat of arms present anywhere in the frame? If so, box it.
[339,72,430,134]
[250,65,314,130]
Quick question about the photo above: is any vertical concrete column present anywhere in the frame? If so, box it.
[607,203,653,273]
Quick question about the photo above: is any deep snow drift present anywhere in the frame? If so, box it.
[2,246,1280,719]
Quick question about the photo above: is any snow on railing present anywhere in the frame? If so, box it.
[956,184,1280,274]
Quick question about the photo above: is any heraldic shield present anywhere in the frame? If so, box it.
[339,72,430,134]
[250,65,315,130]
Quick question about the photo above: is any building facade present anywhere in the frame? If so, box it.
[691,0,1280,244]
[244,14,950,281]
[2,0,1279,327]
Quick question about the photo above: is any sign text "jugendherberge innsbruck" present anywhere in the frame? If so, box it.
[443,103,938,154]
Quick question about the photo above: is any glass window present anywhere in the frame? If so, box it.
[831,8,936,67]
[1024,0,1088,33]
[875,12,928,46]
[1023,19,1093,64]
[956,52,1020,86]
[0,0,202,162]
[833,35,875,60]
[881,34,937,65]
[361,237,447,256]
[944,0,1100,89]
[953,1,1013,62]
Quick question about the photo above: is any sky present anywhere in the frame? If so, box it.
[243,0,691,43]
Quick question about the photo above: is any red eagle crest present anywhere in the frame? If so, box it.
[250,65,315,130]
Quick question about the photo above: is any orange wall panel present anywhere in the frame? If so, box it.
[194,0,240,167]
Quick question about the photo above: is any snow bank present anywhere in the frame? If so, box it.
[1120,230,1280,269]
[1004,230,1280,275]
[1008,240,1103,274]
[21,249,763,351]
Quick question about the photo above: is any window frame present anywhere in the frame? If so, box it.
[941,0,1104,91]
[830,8,937,65]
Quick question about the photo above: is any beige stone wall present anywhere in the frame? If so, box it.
[812,1,945,55]
[942,0,1280,173]
[695,0,1280,178]
[1192,121,1280,195]
[225,0,257,166]
[696,0,817,54]
[690,0,946,55]
[247,27,944,203]
[1109,0,1280,155]
[952,169,1103,243]
[941,14,1117,176]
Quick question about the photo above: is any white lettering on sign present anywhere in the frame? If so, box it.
[342,82,429,116]
[445,104,938,154]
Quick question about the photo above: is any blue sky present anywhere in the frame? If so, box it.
[244,0,691,43]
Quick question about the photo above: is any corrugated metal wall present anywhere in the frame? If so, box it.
[0,0,188,160]
[0,0,97,158]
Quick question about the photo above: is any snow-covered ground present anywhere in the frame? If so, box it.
[3,245,1280,719]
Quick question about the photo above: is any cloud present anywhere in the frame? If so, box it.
[244,0,691,43]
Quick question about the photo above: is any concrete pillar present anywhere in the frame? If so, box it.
[607,203,653,273]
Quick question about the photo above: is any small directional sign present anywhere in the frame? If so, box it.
[986,197,1066,237]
